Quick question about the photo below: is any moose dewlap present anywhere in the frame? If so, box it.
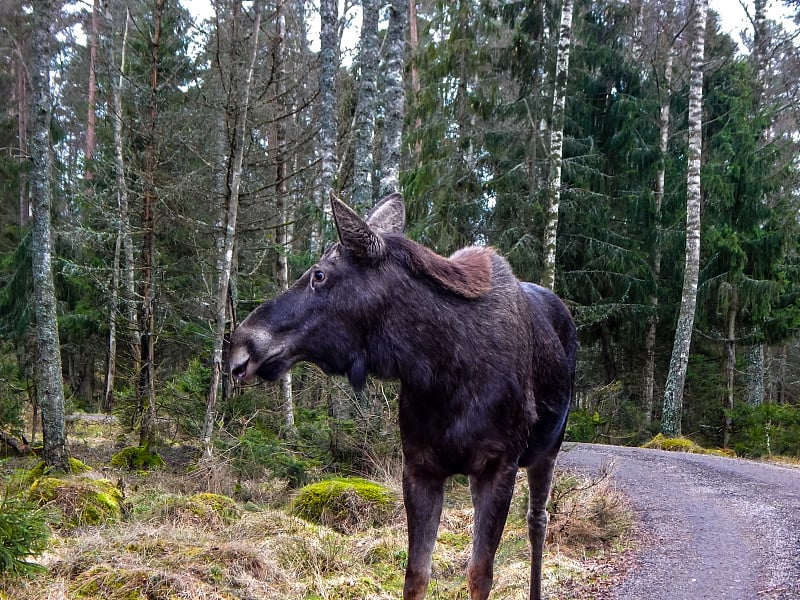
[229,193,577,600]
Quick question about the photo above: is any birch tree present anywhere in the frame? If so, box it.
[29,0,69,471]
[541,0,574,291]
[203,1,264,456]
[661,0,707,438]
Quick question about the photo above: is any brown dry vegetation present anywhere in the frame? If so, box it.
[0,417,635,600]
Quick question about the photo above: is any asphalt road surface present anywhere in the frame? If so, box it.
[557,443,800,600]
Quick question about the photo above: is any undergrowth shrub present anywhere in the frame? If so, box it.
[290,477,399,533]
[728,403,800,458]
[0,486,50,577]
[110,446,165,471]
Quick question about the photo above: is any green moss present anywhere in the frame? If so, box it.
[110,446,165,471]
[290,477,399,534]
[154,492,241,529]
[186,492,240,525]
[28,476,123,529]
[642,434,732,457]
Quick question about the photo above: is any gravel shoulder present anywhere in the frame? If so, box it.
[557,443,800,600]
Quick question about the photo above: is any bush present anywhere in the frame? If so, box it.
[290,477,399,533]
[565,409,605,443]
[728,403,800,458]
[110,446,165,471]
[0,489,50,577]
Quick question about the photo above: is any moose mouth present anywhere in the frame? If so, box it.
[230,347,290,382]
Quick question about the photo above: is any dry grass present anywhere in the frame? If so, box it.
[1,440,635,600]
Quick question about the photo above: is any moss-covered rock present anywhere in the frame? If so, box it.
[110,446,165,471]
[154,492,241,529]
[641,433,729,456]
[28,476,123,529]
[290,477,399,534]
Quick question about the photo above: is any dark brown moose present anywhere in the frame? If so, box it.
[229,193,577,600]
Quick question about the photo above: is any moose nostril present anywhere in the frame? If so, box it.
[230,357,249,380]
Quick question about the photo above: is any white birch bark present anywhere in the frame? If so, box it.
[30,0,69,470]
[661,0,707,438]
[541,0,574,291]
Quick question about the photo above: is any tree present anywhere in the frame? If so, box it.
[350,0,379,209]
[541,0,575,291]
[203,1,265,456]
[29,0,69,471]
[378,0,408,198]
[662,0,707,438]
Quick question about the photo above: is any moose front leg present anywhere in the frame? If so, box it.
[467,463,518,600]
[402,466,445,600]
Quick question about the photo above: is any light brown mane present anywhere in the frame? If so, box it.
[392,237,494,299]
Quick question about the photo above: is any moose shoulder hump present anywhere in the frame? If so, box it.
[389,236,494,300]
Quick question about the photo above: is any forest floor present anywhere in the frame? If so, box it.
[558,442,800,600]
[0,417,635,600]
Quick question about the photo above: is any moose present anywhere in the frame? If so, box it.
[229,193,577,600]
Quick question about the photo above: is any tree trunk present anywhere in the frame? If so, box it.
[29,0,69,472]
[541,0,574,291]
[104,6,134,413]
[15,45,30,226]
[274,0,295,435]
[203,1,264,457]
[644,41,674,429]
[351,0,379,209]
[745,344,765,406]
[313,0,338,251]
[84,0,98,184]
[661,0,707,438]
[378,0,408,198]
[138,0,165,450]
[723,292,738,448]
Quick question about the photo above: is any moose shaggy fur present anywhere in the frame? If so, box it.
[229,193,577,600]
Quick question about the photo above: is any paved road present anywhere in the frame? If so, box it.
[557,443,800,600]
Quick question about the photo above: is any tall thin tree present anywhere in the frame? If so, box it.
[541,0,574,291]
[138,0,165,449]
[203,1,264,456]
[661,0,707,438]
[29,0,69,471]
[351,0,379,209]
[379,0,408,198]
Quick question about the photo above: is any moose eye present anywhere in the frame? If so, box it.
[312,270,326,283]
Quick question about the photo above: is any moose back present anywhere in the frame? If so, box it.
[229,193,577,600]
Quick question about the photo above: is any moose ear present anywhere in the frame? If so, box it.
[331,194,386,261]
[365,193,405,234]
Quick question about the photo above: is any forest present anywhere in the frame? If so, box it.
[2,0,800,481]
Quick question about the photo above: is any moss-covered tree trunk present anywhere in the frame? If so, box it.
[30,0,69,471]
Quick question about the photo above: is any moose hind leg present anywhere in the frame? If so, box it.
[402,467,445,600]
[467,463,518,600]
[525,446,560,600]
